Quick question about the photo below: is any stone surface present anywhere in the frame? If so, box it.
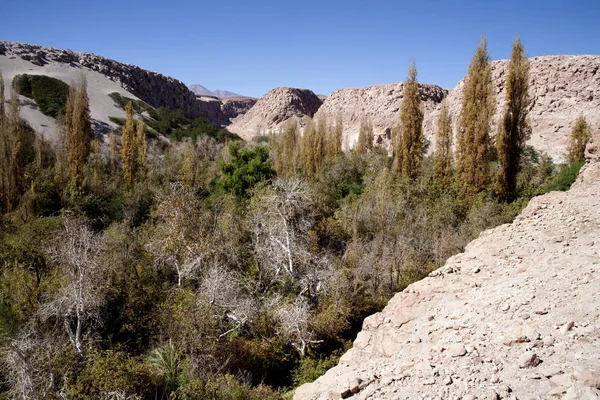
[228,87,323,139]
[294,134,600,399]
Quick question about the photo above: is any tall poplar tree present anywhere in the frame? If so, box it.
[356,117,374,155]
[397,60,424,179]
[496,37,531,197]
[326,113,343,158]
[275,118,300,178]
[456,37,495,198]
[66,75,92,194]
[302,118,317,177]
[433,101,453,185]
[567,116,592,164]
[121,101,136,187]
[136,120,148,180]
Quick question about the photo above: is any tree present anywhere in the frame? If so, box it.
[496,37,531,197]
[0,86,27,212]
[356,117,374,155]
[109,132,119,174]
[220,142,276,199]
[433,101,453,185]
[136,120,147,180]
[397,60,424,179]
[41,216,101,354]
[301,118,318,177]
[275,118,301,178]
[121,101,136,187]
[567,115,592,164]
[65,74,93,194]
[314,117,327,169]
[326,113,343,159]
[455,37,496,198]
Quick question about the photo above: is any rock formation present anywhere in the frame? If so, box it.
[314,83,447,149]
[220,96,258,123]
[0,41,224,122]
[237,55,599,162]
[294,133,600,399]
[227,87,323,139]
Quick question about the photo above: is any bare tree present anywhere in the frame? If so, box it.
[200,265,257,337]
[251,178,330,297]
[146,183,214,287]
[41,216,101,354]
[270,296,321,356]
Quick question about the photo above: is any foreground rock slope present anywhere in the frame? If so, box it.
[295,134,600,399]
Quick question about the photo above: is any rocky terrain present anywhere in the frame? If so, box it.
[295,133,600,399]
[227,87,323,139]
[314,83,447,148]
[220,96,258,123]
[189,84,241,98]
[0,41,225,121]
[235,55,599,161]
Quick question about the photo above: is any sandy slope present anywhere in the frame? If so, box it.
[0,55,143,140]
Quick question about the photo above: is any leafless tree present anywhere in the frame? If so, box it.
[146,183,214,287]
[270,296,321,356]
[251,178,331,297]
[200,264,257,338]
[41,215,101,354]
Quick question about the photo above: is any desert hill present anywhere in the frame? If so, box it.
[294,132,600,399]
[233,55,600,162]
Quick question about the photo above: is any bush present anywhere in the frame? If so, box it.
[12,74,69,117]
[538,161,584,193]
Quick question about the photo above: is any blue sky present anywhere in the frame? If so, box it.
[1,0,599,97]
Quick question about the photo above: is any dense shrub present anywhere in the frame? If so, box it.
[12,74,69,117]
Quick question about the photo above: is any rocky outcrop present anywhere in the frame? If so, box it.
[444,55,600,162]
[294,133,600,399]
[0,41,224,122]
[314,83,447,149]
[220,96,258,123]
[227,87,323,139]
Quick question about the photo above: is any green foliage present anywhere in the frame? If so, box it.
[172,375,282,400]
[496,37,531,198]
[397,60,424,180]
[567,116,592,164]
[108,92,153,115]
[538,161,584,193]
[220,142,276,199]
[12,74,70,117]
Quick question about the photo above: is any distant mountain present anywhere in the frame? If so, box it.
[213,89,241,98]
[189,84,216,97]
[189,84,241,98]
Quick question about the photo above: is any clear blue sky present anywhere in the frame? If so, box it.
[1,0,599,98]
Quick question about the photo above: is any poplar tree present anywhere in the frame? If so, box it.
[326,113,343,158]
[275,118,300,178]
[66,75,93,194]
[496,37,531,197]
[302,118,317,177]
[567,116,592,164]
[108,132,119,174]
[433,101,453,185]
[397,60,424,179]
[456,37,495,198]
[314,117,327,169]
[121,101,136,187]
[136,120,147,180]
[356,117,374,155]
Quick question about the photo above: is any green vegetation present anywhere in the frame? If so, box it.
[12,74,70,117]
[108,92,240,143]
[0,37,590,399]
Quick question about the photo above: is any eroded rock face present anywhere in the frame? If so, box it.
[445,55,600,162]
[227,87,323,139]
[314,83,447,149]
[220,96,258,123]
[0,41,224,122]
[294,133,600,399]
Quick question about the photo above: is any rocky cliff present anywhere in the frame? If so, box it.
[314,83,447,149]
[237,55,599,161]
[294,133,600,399]
[227,87,323,139]
[0,41,224,123]
[220,96,258,122]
